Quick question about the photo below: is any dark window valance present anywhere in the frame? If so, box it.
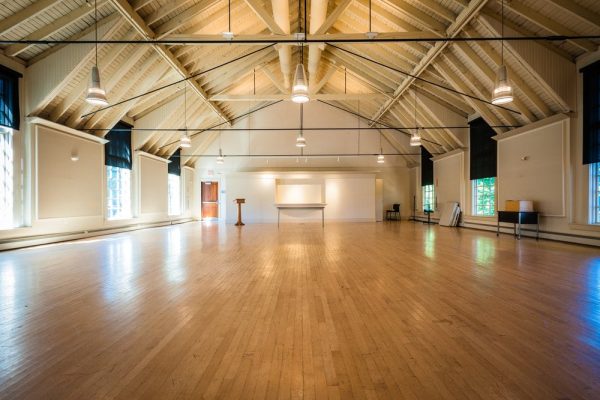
[105,121,132,170]
[469,117,497,180]
[421,146,434,186]
[0,65,22,131]
[582,60,600,165]
[168,149,181,176]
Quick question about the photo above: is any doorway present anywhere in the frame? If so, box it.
[201,181,219,220]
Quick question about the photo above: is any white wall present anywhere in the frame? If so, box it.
[433,150,464,210]
[138,153,168,216]
[36,125,104,219]
[0,120,194,250]
[222,172,376,223]
[413,112,600,246]
[497,120,566,216]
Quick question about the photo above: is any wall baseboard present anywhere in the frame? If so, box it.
[0,218,194,251]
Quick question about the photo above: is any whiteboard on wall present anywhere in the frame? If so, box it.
[276,184,323,204]
[497,122,565,216]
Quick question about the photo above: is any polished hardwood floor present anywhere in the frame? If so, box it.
[1,222,600,399]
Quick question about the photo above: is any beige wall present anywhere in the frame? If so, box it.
[36,125,104,219]
[223,172,377,223]
[433,150,464,209]
[413,113,600,246]
[0,120,194,250]
[497,120,566,216]
[139,154,168,215]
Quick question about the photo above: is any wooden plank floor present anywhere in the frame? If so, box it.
[1,222,600,399]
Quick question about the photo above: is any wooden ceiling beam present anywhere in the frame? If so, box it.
[463,27,552,118]
[0,0,62,36]
[453,42,535,123]
[107,0,231,125]
[498,0,597,53]
[369,0,489,126]
[5,1,107,57]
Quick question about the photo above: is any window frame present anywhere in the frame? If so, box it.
[422,184,434,212]
[472,177,496,217]
[0,126,13,229]
[590,162,600,224]
[168,173,181,216]
[106,165,132,220]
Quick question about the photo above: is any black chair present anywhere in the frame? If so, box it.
[386,204,401,221]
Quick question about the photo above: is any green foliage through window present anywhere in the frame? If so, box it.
[422,184,434,212]
[472,177,495,216]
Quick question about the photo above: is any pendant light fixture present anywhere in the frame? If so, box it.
[85,0,108,106]
[410,89,422,147]
[296,104,306,147]
[180,83,191,148]
[216,148,225,164]
[291,0,309,103]
[216,131,225,164]
[491,0,513,105]
[222,0,234,40]
[377,130,385,163]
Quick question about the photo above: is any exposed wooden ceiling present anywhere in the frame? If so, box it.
[1,0,599,165]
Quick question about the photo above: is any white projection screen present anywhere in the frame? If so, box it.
[275,179,324,204]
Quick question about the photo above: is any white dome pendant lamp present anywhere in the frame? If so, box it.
[410,89,421,147]
[491,0,514,105]
[291,0,309,104]
[85,0,108,106]
[180,83,191,148]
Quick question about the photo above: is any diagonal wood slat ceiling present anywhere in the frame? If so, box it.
[0,0,599,164]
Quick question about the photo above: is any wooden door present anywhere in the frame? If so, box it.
[201,182,219,219]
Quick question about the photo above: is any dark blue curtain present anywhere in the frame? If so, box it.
[0,65,22,131]
[105,121,132,170]
[168,149,181,176]
[582,60,600,165]
[469,117,497,180]
[421,147,433,186]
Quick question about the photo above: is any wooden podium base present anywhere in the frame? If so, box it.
[235,198,245,226]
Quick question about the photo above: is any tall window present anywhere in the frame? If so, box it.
[105,122,132,220]
[470,118,497,216]
[582,61,600,224]
[0,127,13,228]
[168,174,181,216]
[106,166,131,219]
[168,149,181,216]
[472,177,496,216]
[0,65,20,229]
[591,163,600,224]
[421,146,434,212]
[423,184,434,211]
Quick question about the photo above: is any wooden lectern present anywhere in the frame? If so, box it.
[235,198,245,226]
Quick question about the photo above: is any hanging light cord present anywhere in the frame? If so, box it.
[94,0,98,67]
[369,0,372,33]
[501,0,504,62]
[184,82,187,130]
[414,88,418,135]
[228,0,231,33]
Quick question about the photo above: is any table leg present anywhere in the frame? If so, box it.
[497,220,500,236]
[278,209,280,228]
[322,209,324,228]
[518,221,521,240]
[536,221,539,241]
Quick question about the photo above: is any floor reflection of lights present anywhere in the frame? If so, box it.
[579,258,600,351]
[423,228,436,259]
[101,237,135,302]
[165,228,186,284]
[0,260,25,375]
